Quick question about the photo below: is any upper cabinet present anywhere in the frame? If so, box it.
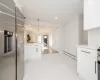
[84,0,100,30]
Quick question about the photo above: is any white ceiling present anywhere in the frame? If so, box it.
[14,0,83,33]
[25,25,57,34]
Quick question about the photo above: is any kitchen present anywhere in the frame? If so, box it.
[0,0,100,80]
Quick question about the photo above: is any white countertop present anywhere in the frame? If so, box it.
[76,45,99,50]
[25,43,42,46]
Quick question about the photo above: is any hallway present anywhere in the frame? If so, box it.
[23,53,80,80]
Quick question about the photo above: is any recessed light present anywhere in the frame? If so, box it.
[55,17,58,20]
[28,25,30,26]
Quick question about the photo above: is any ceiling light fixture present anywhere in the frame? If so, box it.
[55,17,58,20]
[37,19,40,32]
[28,25,30,26]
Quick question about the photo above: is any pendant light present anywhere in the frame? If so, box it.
[37,19,40,32]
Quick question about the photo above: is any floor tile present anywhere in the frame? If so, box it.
[23,53,81,80]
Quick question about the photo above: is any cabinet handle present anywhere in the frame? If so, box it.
[81,50,90,54]
[95,61,97,74]
[36,48,38,52]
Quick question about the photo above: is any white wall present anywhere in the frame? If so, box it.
[51,14,88,56]
[24,30,36,44]
[48,33,53,47]
[88,28,100,47]
[59,27,65,52]
[52,28,60,51]
[64,15,79,56]
[79,15,88,45]
[50,26,65,52]
[64,15,88,56]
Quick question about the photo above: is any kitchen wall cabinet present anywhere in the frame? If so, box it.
[84,0,100,30]
[77,46,97,80]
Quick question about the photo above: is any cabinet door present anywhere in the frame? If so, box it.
[84,0,93,30]
[84,0,100,30]
[77,48,97,80]
[84,56,97,80]
[35,45,41,58]
[92,0,100,29]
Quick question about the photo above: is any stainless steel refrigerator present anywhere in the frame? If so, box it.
[0,0,25,80]
[15,7,25,80]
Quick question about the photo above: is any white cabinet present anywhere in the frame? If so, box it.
[84,0,100,30]
[77,47,97,80]
[24,43,42,60]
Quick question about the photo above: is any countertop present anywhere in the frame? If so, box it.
[25,43,42,45]
[76,45,99,50]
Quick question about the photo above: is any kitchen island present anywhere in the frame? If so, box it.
[24,43,42,61]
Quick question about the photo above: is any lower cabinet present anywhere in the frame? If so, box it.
[77,47,97,80]
[24,44,42,60]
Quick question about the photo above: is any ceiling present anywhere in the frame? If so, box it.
[14,0,83,33]
[25,25,57,34]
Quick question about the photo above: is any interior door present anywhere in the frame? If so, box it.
[43,35,48,46]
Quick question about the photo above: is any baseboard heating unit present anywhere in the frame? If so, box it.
[63,51,76,60]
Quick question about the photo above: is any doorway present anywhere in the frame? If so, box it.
[43,35,48,47]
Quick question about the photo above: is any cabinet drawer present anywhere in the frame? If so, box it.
[79,48,97,59]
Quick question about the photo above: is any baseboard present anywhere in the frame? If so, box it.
[63,51,76,60]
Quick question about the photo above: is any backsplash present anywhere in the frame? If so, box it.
[88,28,100,47]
